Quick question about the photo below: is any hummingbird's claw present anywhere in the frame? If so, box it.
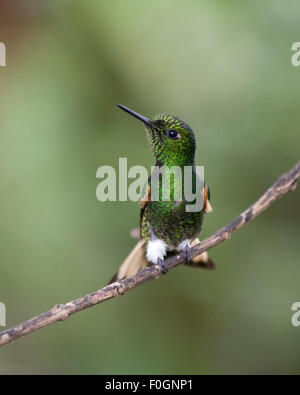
[157,258,168,274]
[185,245,193,263]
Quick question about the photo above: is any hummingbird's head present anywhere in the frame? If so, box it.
[117,104,196,166]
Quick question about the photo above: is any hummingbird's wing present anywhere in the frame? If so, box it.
[203,183,213,213]
[108,183,215,283]
[107,185,151,284]
[139,183,151,229]
[185,183,215,268]
[178,183,214,268]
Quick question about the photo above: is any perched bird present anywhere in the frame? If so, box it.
[110,104,213,282]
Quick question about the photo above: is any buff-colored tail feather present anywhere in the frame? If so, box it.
[109,237,215,283]
[109,240,148,283]
[186,238,215,269]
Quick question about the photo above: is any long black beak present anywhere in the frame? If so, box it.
[117,104,152,127]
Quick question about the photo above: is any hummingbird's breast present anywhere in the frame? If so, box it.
[141,197,204,248]
[141,165,205,247]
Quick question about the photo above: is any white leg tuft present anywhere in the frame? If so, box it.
[177,239,191,252]
[146,239,167,264]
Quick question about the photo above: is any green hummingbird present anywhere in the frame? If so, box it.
[110,104,213,282]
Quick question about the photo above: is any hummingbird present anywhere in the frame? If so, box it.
[110,104,214,282]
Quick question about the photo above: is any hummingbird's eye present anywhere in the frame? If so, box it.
[166,129,181,140]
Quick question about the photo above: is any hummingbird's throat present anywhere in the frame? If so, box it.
[145,127,195,167]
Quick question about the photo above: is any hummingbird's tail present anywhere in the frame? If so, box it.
[108,239,148,284]
[185,238,216,270]
[108,237,215,284]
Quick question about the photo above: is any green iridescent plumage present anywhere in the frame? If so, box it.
[111,104,212,280]
[140,113,205,247]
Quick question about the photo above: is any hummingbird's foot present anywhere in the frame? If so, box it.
[184,244,193,263]
[157,258,168,274]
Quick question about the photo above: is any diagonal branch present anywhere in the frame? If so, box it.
[0,161,299,347]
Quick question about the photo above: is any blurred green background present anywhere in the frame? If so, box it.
[0,0,299,374]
